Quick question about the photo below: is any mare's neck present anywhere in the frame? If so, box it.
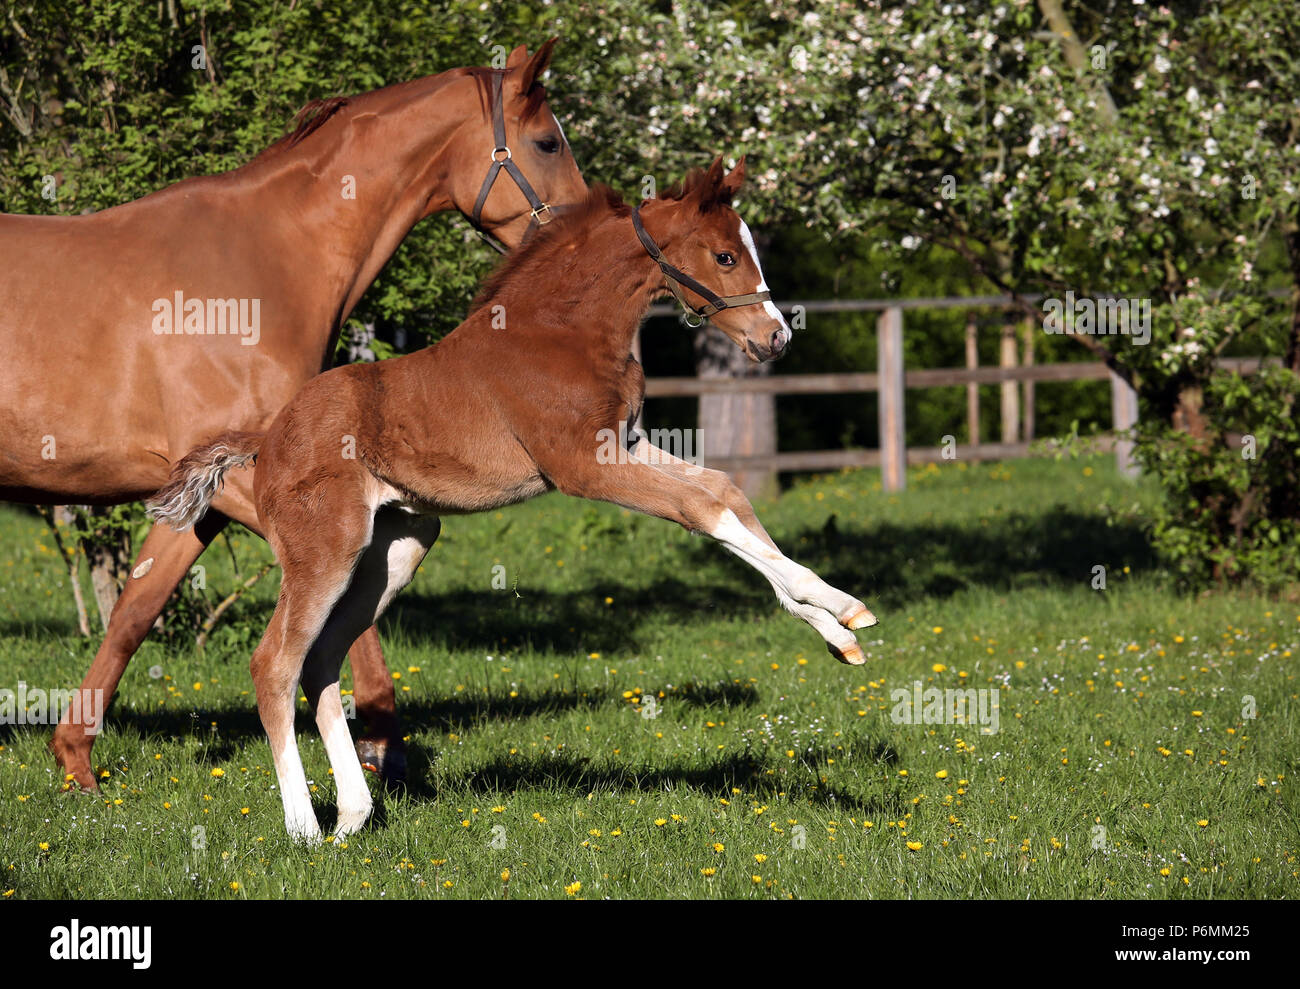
[234,72,471,327]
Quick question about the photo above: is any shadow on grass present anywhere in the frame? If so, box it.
[388,741,904,817]
[376,504,1154,651]
[709,504,1157,613]
[0,679,763,768]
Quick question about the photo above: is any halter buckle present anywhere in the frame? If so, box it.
[491,146,512,162]
[531,203,554,225]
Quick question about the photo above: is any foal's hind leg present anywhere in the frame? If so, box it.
[251,497,385,841]
[211,470,406,782]
[297,507,441,836]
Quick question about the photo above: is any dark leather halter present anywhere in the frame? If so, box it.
[469,70,555,255]
[631,207,772,327]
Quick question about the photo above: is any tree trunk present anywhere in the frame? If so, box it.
[694,324,777,500]
[76,505,133,633]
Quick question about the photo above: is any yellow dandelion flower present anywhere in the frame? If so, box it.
[210,768,225,778]
[701,867,716,877]
[501,870,511,882]
[906,841,923,851]
[564,881,581,895]
[654,819,667,827]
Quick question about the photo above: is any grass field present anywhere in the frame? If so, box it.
[0,455,1295,899]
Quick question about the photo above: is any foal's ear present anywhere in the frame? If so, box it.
[697,155,745,211]
[509,37,557,93]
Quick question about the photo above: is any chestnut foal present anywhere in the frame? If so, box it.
[149,158,877,841]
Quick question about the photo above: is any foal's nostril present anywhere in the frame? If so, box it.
[770,329,788,355]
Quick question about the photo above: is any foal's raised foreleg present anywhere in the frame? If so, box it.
[631,441,876,661]
[553,457,875,664]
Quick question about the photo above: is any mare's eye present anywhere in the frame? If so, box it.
[535,137,561,154]
[715,252,736,266]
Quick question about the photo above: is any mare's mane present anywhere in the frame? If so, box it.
[247,63,546,166]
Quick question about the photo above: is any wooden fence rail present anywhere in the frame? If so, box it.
[642,299,1277,491]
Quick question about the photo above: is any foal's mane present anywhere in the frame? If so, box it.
[468,183,632,314]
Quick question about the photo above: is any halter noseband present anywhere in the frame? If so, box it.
[469,70,555,255]
[631,207,772,328]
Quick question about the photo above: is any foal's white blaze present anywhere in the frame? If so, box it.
[738,220,791,347]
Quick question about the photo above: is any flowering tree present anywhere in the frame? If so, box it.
[534,0,1299,587]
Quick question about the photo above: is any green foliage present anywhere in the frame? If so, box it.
[1135,365,1300,590]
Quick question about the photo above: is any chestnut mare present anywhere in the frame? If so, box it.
[0,41,587,790]
[148,158,878,840]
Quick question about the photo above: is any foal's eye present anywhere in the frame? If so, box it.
[715,252,736,266]
[535,136,561,154]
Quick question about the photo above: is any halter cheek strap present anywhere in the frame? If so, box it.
[469,71,555,255]
[631,207,772,327]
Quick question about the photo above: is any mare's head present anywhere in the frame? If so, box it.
[447,39,588,249]
[637,157,791,362]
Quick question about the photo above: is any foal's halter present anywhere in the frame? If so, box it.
[469,70,555,255]
[631,207,772,327]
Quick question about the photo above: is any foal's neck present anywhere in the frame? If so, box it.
[488,209,661,363]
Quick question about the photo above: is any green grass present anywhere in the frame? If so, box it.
[0,455,1296,899]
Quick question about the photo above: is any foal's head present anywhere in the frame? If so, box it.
[639,157,792,362]
[446,39,588,249]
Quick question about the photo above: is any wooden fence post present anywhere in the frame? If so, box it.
[1109,369,1139,478]
[1000,323,1020,445]
[1021,316,1035,442]
[1108,299,1138,479]
[878,305,906,491]
[965,314,980,451]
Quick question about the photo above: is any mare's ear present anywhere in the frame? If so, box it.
[508,38,557,95]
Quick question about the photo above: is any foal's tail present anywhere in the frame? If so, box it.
[146,431,264,532]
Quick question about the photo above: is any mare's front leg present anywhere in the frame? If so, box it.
[549,455,876,665]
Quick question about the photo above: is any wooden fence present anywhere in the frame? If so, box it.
[642,297,1274,492]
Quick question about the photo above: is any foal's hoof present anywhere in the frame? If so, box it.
[356,738,408,785]
[839,604,878,630]
[828,642,867,666]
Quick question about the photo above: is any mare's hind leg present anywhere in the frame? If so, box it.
[297,506,441,836]
[51,510,228,790]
